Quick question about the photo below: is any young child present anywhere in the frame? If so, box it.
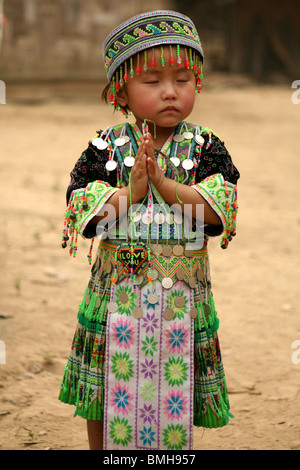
[59,10,240,451]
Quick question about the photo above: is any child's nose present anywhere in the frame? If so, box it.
[162,81,177,100]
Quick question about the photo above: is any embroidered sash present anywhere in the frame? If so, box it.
[104,278,194,450]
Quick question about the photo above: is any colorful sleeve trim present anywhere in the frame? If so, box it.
[191,173,238,249]
[61,180,120,263]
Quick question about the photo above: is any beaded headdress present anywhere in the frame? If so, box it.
[103,10,204,115]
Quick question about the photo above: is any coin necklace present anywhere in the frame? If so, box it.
[172,122,195,171]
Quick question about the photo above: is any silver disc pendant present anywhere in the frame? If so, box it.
[151,269,159,281]
[134,274,144,285]
[132,306,143,319]
[142,213,153,225]
[173,212,183,225]
[162,245,173,257]
[197,269,204,281]
[147,292,159,304]
[124,156,135,167]
[123,136,130,143]
[162,277,173,289]
[106,160,117,171]
[154,212,165,224]
[173,134,184,143]
[174,295,185,308]
[107,301,118,313]
[173,244,184,256]
[170,156,180,167]
[185,248,194,257]
[104,261,112,273]
[119,291,128,304]
[176,268,185,281]
[183,131,194,140]
[188,277,197,288]
[96,297,101,309]
[163,308,175,321]
[182,159,194,170]
[165,213,174,225]
[190,307,198,319]
[152,244,162,256]
[133,211,141,222]
[92,138,108,150]
[85,293,91,306]
[195,135,205,145]
[114,137,126,147]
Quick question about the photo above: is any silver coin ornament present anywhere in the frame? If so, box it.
[124,156,135,167]
[163,308,175,321]
[190,307,198,319]
[92,137,108,150]
[162,245,173,257]
[114,137,126,147]
[147,292,159,304]
[154,212,165,224]
[134,274,144,285]
[195,135,205,145]
[182,159,194,170]
[151,269,159,281]
[133,211,141,222]
[142,213,153,225]
[174,295,185,308]
[183,131,194,140]
[162,277,173,289]
[152,244,162,256]
[176,268,185,281]
[173,212,183,224]
[107,301,118,313]
[188,277,197,288]
[119,291,128,304]
[173,134,185,143]
[170,156,180,167]
[173,244,184,256]
[132,307,143,319]
[106,160,117,171]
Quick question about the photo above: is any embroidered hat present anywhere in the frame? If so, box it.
[103,10,204,81]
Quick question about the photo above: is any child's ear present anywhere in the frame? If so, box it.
[115,87,128,108]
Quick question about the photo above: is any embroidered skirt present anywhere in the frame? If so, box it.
[58,240,232,449]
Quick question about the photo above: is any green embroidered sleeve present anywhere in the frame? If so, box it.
[191,173,238,249]
[62,180,120,259]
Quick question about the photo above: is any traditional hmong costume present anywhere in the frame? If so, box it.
[58,11,240,451]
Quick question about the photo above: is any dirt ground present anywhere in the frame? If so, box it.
[0,76,299,451]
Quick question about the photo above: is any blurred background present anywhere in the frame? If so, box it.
[1,0,300,83]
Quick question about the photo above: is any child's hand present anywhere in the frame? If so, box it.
[130,141,149,204]
[143,133,165,189]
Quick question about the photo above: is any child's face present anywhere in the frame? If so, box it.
[116,46,197,138]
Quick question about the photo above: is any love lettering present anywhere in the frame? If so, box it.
[117,246,147,274]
